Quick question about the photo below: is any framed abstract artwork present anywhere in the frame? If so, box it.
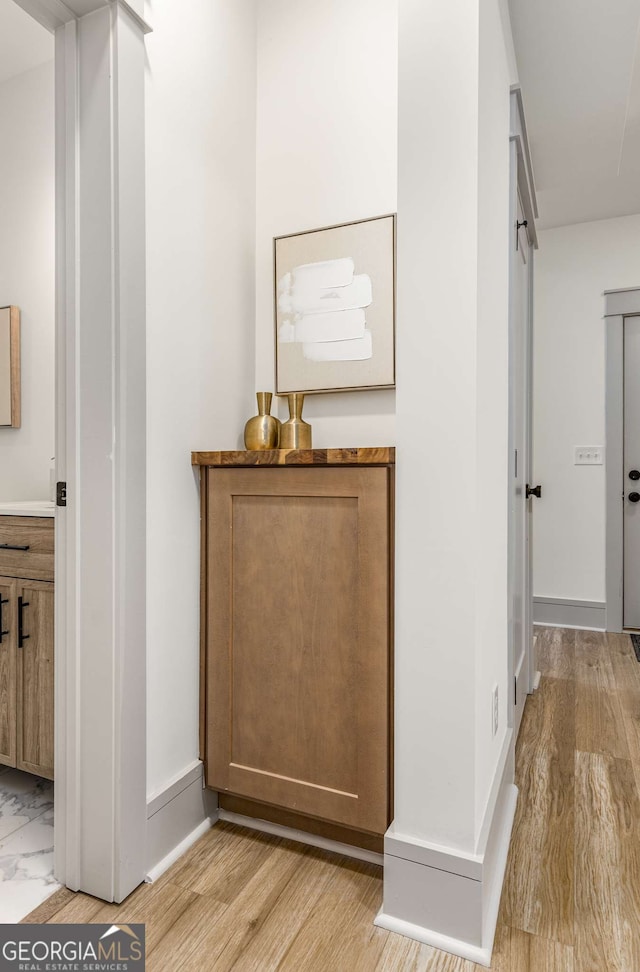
[274,214,396,394]
[0,306,20,428]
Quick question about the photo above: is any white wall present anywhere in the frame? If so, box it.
[474,0,512,836]
[0,60,55,501]
[255,0,398,445]
[396,0,512,852]
[145,0,257,798]
[144,0,514,860]
[533,214,640,603]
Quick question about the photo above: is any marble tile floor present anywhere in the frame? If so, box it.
[0,766,59,922]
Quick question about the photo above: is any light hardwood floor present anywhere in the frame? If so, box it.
[25,627,640,970]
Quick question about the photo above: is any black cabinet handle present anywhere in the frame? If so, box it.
[0,596,8,644]
[526,484,542,499]
[17,597,29,648]
[0,543,30,552]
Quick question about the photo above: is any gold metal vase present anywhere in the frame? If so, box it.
[244,392,281,450]
[279,393,312,450]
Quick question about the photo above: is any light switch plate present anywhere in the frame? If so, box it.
[575,446,604,465]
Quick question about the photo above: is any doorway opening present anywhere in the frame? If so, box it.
[509,88,539,739]
[605,289,640,633]
[0,0,150,912]
[0,0,57,920]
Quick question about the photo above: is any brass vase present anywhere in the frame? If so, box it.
[244,392,281,450]
[279,393,312,449]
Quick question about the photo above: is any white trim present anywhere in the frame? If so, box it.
[12,0,80,30]
[480,783,518,954]
[50,0,149,903]
[507,90,536,736]
[533,596,606,630]
[373,913,492,968]
[383,827,482,880]
[26,0,149,903]
[13,0,152,32]
[145,816,218,884]
[604,287,640,318]
[605,289,640,632]
[510,88,538,248]
[217,810,384,868]
[506,135,518,727]
[475,728,514,854]
[510,86,538,219]
[146,764,217,876]
[605,313,624,631]
[115,0,151,34]
[53,15,80,894]
[376,778,517,967]
[146,760,204,817]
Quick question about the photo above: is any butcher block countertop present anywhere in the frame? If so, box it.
[191,447,395,467]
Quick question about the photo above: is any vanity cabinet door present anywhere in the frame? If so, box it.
[205,466,391,834]
[0,577,17,768]
[16,580,54,780]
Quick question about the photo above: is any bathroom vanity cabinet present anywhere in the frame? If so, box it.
[0,515,54,780]
[193,448,394,848]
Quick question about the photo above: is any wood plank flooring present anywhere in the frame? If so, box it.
[25,627,640,970]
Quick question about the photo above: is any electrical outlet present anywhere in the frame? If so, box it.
[492,685,499,736]
[575,446,604,465]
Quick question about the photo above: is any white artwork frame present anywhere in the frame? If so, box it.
[274,214,396,394]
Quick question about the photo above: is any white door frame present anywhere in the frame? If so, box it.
[14,0,151,902]
[605,287,640,633]
[508,88,538,731]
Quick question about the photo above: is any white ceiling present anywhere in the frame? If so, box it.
[0,0,53,87]
[509,0,640,229]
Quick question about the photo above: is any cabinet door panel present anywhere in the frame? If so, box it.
[17,580,54,780]
[206,466,390,834]
[0,577,17,768]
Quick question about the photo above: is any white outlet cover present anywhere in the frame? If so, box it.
[574,446,604,465]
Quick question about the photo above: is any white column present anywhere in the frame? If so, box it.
[55,0,149,903]
[375,0,517,963]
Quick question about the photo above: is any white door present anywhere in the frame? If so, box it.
[510,192,535,736]
[624,315,640,628]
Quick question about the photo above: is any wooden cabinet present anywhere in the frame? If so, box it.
[0,577,17,767]
[0,517,54,780]
[194,448,394,842]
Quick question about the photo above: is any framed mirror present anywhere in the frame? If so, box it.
[0,307,20,428]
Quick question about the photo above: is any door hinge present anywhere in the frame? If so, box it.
[514,675,517,706]
[56,482,67,507]
[516,219,528,251]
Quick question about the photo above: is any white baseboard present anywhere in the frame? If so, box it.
[217,809,383,867]
[374,912,493,967]
[146,816,217,883]
[476,729,514,855]
[375,757,518,967]
[533,596,605,630]
[146,761,218,878]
